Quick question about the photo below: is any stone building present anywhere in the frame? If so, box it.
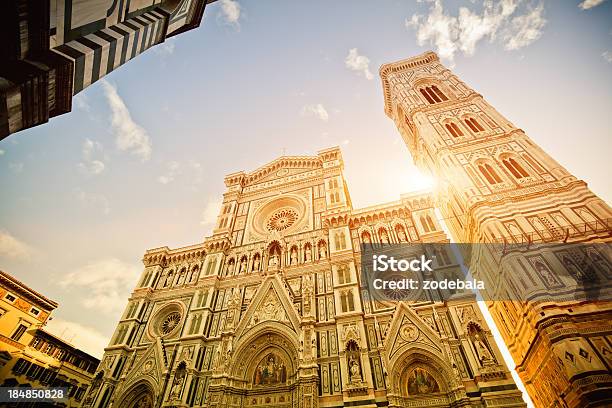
[0,0,217,139]
[85,147,526,408]
[0,269,100,406]
[380,52,612,407]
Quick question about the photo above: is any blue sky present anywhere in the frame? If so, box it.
[0,0,610,389]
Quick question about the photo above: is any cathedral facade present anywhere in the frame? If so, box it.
[380,52,612,407]
[83,147,526,408]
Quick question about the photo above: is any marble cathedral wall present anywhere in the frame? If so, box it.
[82,147,526,408]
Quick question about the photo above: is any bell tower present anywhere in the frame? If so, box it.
[380,52,612,407]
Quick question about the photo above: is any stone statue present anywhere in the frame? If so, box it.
[319,244,327,259]
[398,228,407,242]
[380,231,389,244]
[239,258,247,273]
[268,253,279,268]
[474,335,493,362]
[169,371,185,400]
[349,357,361,382]
[253,256,260,272]
[304,246,312,262]
[291,248,298,265]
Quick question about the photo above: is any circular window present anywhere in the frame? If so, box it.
[250,195,307,237]
[148,303,185,338]
[160,311,181,335]
[266,208,299,232]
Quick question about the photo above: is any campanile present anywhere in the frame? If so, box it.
[380,51,612,407]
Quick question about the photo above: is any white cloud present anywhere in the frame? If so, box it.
[8,162,23,173]
[504,4,546,50]
[301,104,329,122]
[58,258,140,316]
[579,0,607,10]
[101,80,152,162]
[158,160,181,184]
[219,0,241,27]
[602,50,612,63]
[0,230,32,260]
[406,0,546,63]
[78,139,105,175]
[0,149,4,155]
[45,317,109,359]
[345,48,374,80]
[201,198,222,229]
[76,190,111,215]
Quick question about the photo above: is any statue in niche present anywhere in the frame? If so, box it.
[227,260,235,275]
[380,230,389,244]
[407,367,440,395]
[164,272,174,287]
[473,334,493,363]
[319,243,327,259]
[397,227,407,242]
[253,353,287,386]
[253,255,261,272]
[169,364,186,400]
[349,357,361,383]
[291,248,298,265]
[362,233,371,245]
[268,245,281,269]
[304,245,312,262]
[346,340,361,383]
[239,258,247,273]
[268,253,279,268]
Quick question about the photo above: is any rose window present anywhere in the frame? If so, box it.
[266,208,299,232]
[160,312,181,335]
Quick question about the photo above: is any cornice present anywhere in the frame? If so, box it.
[380,51,440,116]
[0,270,58,311]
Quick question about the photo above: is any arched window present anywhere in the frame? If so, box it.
[426,215,436,231]
[337,265,350,284]
[502,157,529,179]
[420,216,430,233]
[419,85,449,104]
[335,231,347,250]
[478,163,502,185]
[445,122,464,138]
[465,117,484,133]
[341,290,355,313]
[522,154,545,174]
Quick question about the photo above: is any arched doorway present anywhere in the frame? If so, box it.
[115,381,155,408]
[227,328,301,408]
[388,349,463,408]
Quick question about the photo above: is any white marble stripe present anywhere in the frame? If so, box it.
[115,23,138,60]
[85,34,111,79]
[67,40,96,89]
[113,35,125,70]
[131,18,150,55]
[100,27,124,41]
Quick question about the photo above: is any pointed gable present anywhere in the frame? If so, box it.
[385,302,443,362]
[235,274,301,337]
